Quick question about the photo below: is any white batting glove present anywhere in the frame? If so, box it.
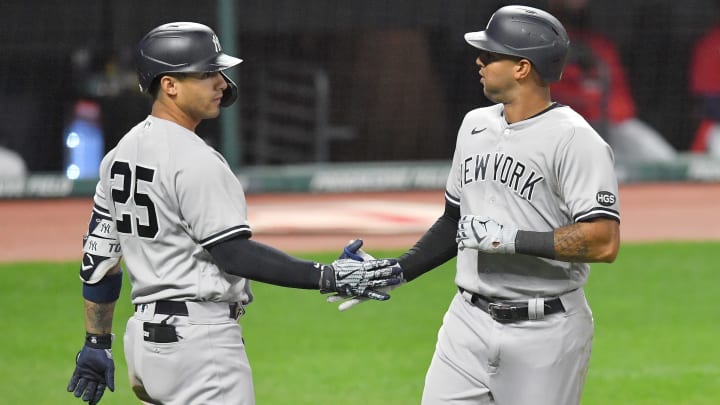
[456,215,517,254]
[327,239,404,311]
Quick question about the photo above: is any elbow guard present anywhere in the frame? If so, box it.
[80,207,124,303]
[80,208,122,284]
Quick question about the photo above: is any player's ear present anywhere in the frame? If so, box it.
[513,59,533,81]
[159,75,180,96]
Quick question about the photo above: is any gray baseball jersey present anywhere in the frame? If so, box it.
[94,115,253,304]
[422,103,618,405]
[445,103,620,299]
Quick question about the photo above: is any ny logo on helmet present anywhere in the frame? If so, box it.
[212,34,222,52]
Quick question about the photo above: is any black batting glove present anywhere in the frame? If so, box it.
[319,258,403,300]
[67,333,115,405]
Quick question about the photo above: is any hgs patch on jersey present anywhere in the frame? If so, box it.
[596,191,616,206]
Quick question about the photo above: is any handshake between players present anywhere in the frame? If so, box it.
[319,256,404,301]
[326,214,513,310]
[325,239,406,310]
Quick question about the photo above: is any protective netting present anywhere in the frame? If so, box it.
[1,0,718,172]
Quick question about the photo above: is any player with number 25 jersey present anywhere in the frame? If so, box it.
[96,116,253,305]
[67,22,402,405]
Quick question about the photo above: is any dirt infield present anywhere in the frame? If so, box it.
[1,182,718,263]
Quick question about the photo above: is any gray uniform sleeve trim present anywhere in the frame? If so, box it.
[92,203,112,218]
[445,191,460,207]
[200,225,252,247]
[574,208,620,223]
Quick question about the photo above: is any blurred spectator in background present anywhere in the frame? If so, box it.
[70,48,148,162]
[0,143,27,178]
[689,19,720,158]
[62,100,104,180]
[549,0,677,163]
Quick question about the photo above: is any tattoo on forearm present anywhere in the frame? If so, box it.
[555,224,589,261]
[84,300,115,334]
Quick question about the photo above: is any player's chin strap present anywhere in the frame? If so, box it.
[220,72,238,107]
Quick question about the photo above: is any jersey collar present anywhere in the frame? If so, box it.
[501,102,563,127]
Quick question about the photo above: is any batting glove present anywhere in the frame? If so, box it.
[456,215,517,254]
[320,255,403,301]
[327,239,405,311]
[67,333,115,405]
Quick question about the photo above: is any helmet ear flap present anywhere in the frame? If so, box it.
[219,71,238,107]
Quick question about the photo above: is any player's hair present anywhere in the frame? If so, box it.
[147,76,163,100]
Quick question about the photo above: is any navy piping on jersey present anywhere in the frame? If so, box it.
[93,204,112,219]
[201,225,252,247]
[445,191,461,207]
[500,102,564,122]
[575,208,620,223]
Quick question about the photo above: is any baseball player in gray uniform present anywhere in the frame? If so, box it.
[66,22,402,405]
[333,6,621,405]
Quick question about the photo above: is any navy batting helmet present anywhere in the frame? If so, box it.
[464,5,570,83]
[135,22,242,107]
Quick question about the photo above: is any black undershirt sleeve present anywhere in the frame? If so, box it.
[398,200,460,282]
[207,237,321,289]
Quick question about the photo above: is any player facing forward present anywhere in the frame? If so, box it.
[66,22,402,405]
[333,5,620,405]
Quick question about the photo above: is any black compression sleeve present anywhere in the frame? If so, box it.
[515,230,556,259]
[207,237,321,289]
[397,200,459,282]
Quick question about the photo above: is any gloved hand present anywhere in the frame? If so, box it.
[327,239,405,311]
[319,254,402,301]
[67,333,115,405]
[456,215,517,253]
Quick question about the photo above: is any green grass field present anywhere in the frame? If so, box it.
[1,242,718,404]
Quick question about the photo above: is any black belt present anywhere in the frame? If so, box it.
[458,287,564,323]
[137,300,244,320]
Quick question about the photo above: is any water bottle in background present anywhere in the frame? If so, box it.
[64,99,104,180]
